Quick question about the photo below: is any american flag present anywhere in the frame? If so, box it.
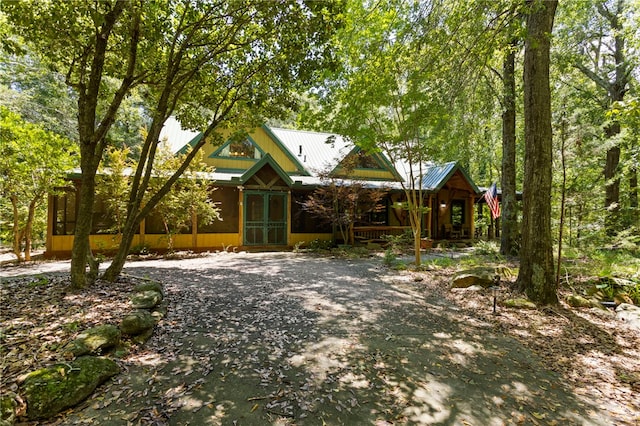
[484,183,501,219]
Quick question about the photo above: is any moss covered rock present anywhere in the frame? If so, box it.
[566,294,601,308]
[451,269,496,289]
[64,325,121,357]
[133,281,164,297]
[20,356,119,420]
[120,310,156,336]
[130,290,163,309]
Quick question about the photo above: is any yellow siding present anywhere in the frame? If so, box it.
[203,127,299,172]
[48,235,143,255]
[143,234,192,250]
[49,235,74,253]
[352,168,397,180]
[197,233,241,249]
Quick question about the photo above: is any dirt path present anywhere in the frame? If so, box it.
[4,252,613,425]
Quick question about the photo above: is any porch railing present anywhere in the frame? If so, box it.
[352,226,411,244]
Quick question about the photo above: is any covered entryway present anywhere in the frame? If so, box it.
[243,191,287,245]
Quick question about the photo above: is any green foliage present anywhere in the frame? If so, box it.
[147,148,221,250]
[424,256,456,270]
[307,239,334,252]
[301,158,388,246]
[0,107,75,260]
[472,240,501,257]
[27,275,49,287]
[383,248,397,267]
[96,147,132,234]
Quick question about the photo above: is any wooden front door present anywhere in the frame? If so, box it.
[243,191,287,245]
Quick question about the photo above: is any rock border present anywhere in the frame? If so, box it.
[1,279,165,424]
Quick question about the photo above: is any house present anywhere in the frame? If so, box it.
[45,120,481,256]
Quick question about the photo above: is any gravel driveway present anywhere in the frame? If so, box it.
[31,252,610,425]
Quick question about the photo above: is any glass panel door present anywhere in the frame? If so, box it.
[267,193,286,245]
[244,192,287,245]
[245,193,265,245]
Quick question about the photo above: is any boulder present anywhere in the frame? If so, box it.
[566,294,601,309]
[451,270,495,289]
[120,310,156,336]
[616,303,640,331]
[64,325,121,357]
[20,356,119,420]
[130,290,163,309]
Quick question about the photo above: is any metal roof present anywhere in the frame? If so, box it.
[266,126,352,176]
[418,161,480,193]
[160,118,479,192]
[420,162,457,191]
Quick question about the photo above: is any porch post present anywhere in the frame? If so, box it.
[287,190,292,246]
[426,194,433,238]
[139,218,145,246]
[46,194,54,255]
[192,210,198,249]
[238,186,244,246]
[468,194,475,240]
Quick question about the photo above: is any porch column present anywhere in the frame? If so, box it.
[237,186,244,246]
[192,211,198,249]
[139,218,145,246]
[426,194,433,238]
[46,194,54,255]
[287,190,292,246]
[468,194,475,239]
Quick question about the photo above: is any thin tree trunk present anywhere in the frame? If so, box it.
[556,113,567,287]
[23,198,38,261]
[631,166,638,227]
[10,196,24,262]
[500,43,518,256]
[516,0,558,305]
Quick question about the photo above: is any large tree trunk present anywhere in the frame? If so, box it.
[70,154,99,288]
[500,44,518,256]
[516,0,558,305]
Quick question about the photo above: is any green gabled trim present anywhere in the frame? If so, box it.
[213,167,253,174]
[427,161,480,194]
[240,153,294,187]
[330,146,402,181]
[261,124,310,176]
[208,134,265,160]
[454,162,480,194]
[176,133,204,155]
[374,151,404,181]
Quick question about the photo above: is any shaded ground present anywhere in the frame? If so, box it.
[1,252,638,425]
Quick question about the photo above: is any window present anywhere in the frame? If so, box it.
[215,137,262,159]
[198,187,239,233]
[353,152,382,169]
[53,189,77,235]
[291,191,332,233]
[451,200,465,227]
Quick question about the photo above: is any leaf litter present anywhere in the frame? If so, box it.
[1,252,639,425]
